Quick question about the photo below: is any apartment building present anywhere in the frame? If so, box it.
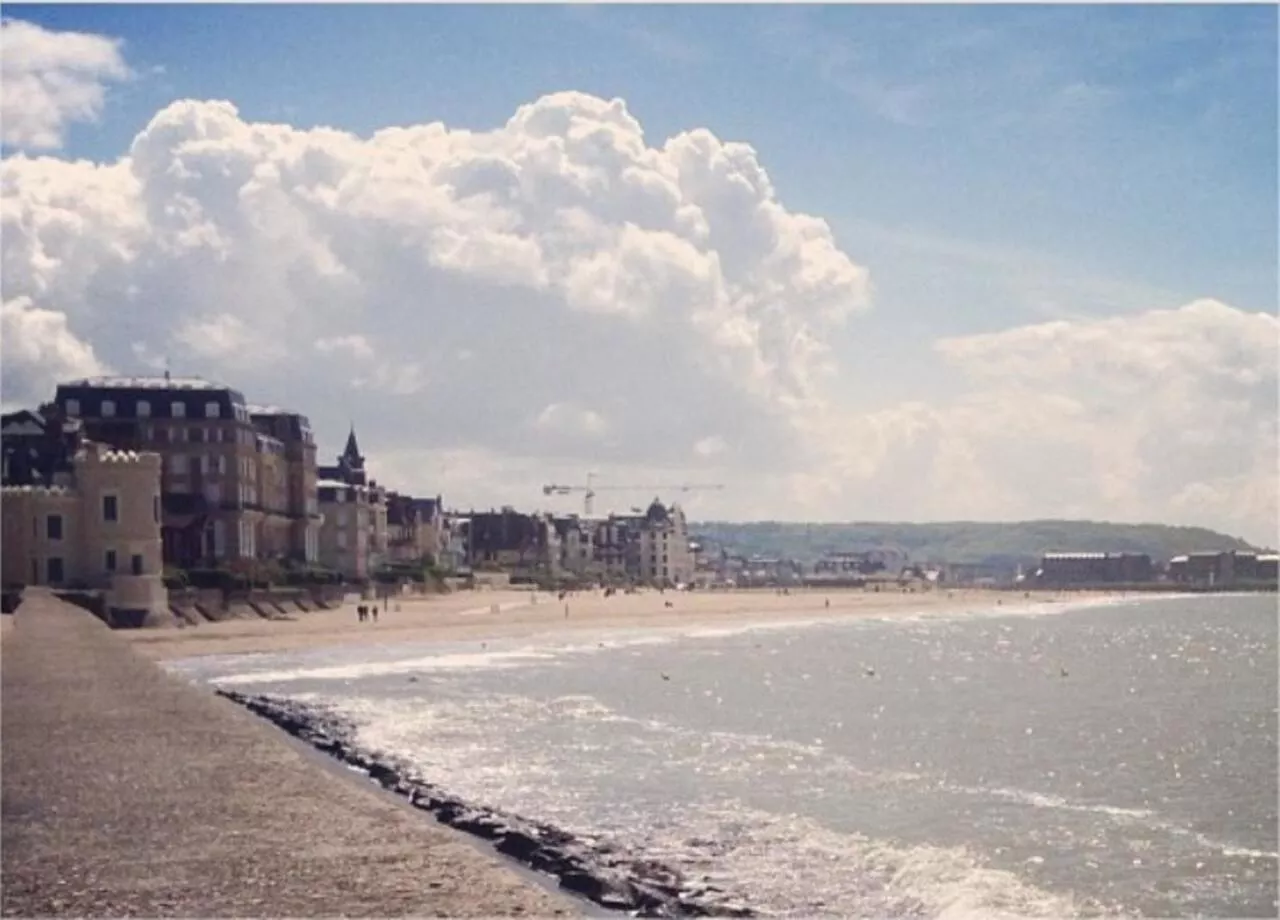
[552,501,693,585]
[1,440,167,616]
[553,515,597,576]
[467,507,561,574]
[635,500,694,586]
[1036,552,1154,585]
[315,428,387,579]
[385,492,444,565]
[52,376,320,569]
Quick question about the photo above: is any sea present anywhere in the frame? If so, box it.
[170,593,1279,918]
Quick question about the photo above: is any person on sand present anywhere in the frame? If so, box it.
[371,606,378,624]
[357,604,365,623]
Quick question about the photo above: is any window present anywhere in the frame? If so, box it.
[171,401,186,418]
[153,495,160,523]
[47,557,65,584]
[65,398,80,416]
[173,427,187,443]
[214,521,226,557]
[337,530,348,549]
[31,558,39,584]
[105,550,117,572]
[190,427,203,443]
[205,483,222,502]
[155,427,170,444]
[131,554,144,576]
[101,399,117,417]
[102,494,118,522]
[141,424,154,441]
[46,514,63,541]
[137,400,152,417]
[222,428,236,443]
[205,401,221,419]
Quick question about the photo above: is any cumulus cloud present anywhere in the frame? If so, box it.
[1,91,869,475]
[805,300,1279,543]
[1,18,131,150]
[0,86,1274,542]
[1,295,108,409]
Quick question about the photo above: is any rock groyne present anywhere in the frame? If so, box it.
[219,690,754,918]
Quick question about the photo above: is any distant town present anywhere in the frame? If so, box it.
[2,374,1275,623]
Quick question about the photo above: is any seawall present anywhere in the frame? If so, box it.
[0,589,576,917]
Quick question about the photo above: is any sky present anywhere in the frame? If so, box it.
[0,3,1276,544]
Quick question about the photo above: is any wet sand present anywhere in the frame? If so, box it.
[125,587,1110,661]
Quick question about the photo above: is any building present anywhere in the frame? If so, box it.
[2,408,83,486]
[467,508,561,574]
[635,500,694,586]
[553,515,597,577]
[385,492,445,565]
[1169,550,1272,587]
[1036,552,1154,585]
[2,441,167,616]
[314,428,389,580]
[52,375,319,569]
[249,406,323,565]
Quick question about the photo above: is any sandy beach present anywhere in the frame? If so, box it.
[124,586,1113,661]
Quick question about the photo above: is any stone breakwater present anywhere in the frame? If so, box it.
[218,690,754,918]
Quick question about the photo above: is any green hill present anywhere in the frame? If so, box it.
[688,520,1262,567]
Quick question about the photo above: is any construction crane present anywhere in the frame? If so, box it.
[542,474,725,516]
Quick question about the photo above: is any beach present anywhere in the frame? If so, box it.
[125,586,1104,660]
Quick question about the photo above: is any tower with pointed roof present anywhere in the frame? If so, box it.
[336,424,367,486]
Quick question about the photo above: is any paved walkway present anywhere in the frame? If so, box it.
[2,591,575,917]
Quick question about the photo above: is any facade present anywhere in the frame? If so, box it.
[551,501,693,585]
[468,508,561,574]
[1168,551,1275,586]
[315,427,387,579]
[1,442,167,615]
[635,501,694,586]
[1036,552,1154,585]
[553,516,597,577]
[385,493,445,565]
[250,407,323,564]
[52,376,319,569]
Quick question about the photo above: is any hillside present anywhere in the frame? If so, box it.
[688,520,1262,567]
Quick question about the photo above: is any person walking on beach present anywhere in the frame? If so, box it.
[357,604,366,623]
[371,605,378,624]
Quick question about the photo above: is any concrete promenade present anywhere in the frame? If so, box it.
[1,591,575,917]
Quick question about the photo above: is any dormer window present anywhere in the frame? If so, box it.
[137,400,152,417]
[171,401,186,418]
[101,400,116,418]
[65,399,80,417]
[205,401,221,419]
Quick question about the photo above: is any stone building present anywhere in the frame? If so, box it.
[385,493,445,565]
[315,427,386,579]
[1,442,167,617]
[467,508,561,575]
[51,376,320,569]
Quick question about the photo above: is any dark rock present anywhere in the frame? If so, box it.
[219,689,755,918]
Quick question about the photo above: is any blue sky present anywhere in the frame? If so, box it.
[2,4,1277,539]
[13,2,1277,324]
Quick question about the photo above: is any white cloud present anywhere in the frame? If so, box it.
[803,300,1278,544]
[1,295,108,409]
[0,88,1273,543]
[1,91,868,477]
[533,402,609,438]
[1,19,131,151]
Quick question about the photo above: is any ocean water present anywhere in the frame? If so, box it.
[173,594,1279,918]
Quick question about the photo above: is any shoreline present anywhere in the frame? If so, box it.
[220,690,754,918]
[125,587,1131,662]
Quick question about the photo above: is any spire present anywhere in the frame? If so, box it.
[342,424,362,463]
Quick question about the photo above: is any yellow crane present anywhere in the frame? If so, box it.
[542,474,725,516]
